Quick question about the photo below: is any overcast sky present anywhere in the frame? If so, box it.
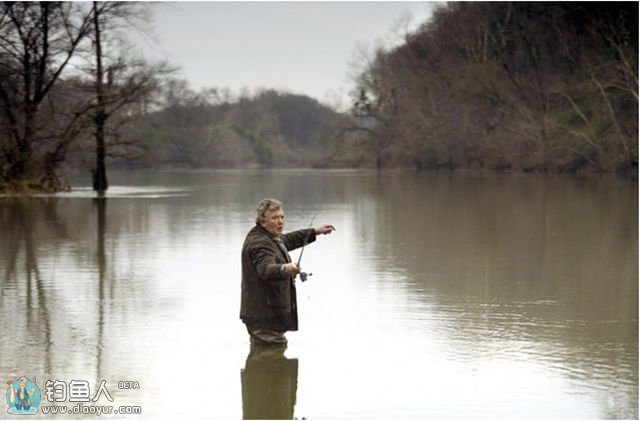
[143,2,438,108]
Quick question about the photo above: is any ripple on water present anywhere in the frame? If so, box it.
[0,186,194,199]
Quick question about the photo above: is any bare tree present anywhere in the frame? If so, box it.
[0,1,173,192]
[0,2,93,189]
[335,2,637,174]
[88,1,174,195]
[92,1,107,194]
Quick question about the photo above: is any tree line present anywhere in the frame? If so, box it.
[327,2,638,174]
[117,84,342,169]
[1,2,637,194]
[0,1,343,192]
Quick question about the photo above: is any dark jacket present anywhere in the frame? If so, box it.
[240,225,316,331]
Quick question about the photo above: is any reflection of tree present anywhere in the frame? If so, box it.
[355,173,638,417]
[95,197,107,382]
[358,173,637,315]
[0,198,56,374]
[0,194,161,387]
[241,345,298,420]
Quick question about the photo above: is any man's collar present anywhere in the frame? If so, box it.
[256,224,279,239]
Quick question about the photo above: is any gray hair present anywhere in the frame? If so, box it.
[255,198,283,224]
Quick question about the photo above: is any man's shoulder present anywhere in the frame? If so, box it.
[243,226,272,248]
[245,225,267,239]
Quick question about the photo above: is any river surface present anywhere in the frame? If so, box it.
[0,169,637,419]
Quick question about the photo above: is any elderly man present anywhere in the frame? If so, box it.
[240,198,335,346]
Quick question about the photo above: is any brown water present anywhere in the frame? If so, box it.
[0,170,637,419]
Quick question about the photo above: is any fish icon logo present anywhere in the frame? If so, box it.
[6,377,41,415]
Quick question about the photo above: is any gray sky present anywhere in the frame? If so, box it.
[144,1,437,108]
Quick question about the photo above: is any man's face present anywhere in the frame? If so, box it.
[261,207,285,236]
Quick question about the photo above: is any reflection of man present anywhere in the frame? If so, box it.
[241,345,298,420]
[240,198,335,346]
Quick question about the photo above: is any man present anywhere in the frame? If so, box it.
[240,198,335,346]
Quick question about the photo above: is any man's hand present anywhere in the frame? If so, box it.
[282,262,301,276]
[315,224,336,235]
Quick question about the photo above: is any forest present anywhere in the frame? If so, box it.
[115,85,342,169]
[0,2,637,193]
[329,2,638,173]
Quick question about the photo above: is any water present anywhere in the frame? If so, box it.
[0,170,637,419]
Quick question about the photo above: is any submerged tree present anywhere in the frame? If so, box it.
[88,1,174,195]
[92,1,108,194]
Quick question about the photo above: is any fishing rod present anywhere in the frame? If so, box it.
[296,212,318,282]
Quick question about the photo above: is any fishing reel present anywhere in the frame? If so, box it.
[300,272,313,282]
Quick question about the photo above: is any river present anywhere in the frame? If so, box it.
[0,169,637,419]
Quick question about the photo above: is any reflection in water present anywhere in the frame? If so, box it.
[1,198,54,375]
[0,191,181,410]
[95,197,107,383]
[0,170,636,419]
[346,172,638,418]
[241,345,298,420]
[0,197,111,385]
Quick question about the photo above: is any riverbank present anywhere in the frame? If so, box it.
[1,163,636,195]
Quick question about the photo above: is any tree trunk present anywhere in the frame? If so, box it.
[92,1,108,195]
